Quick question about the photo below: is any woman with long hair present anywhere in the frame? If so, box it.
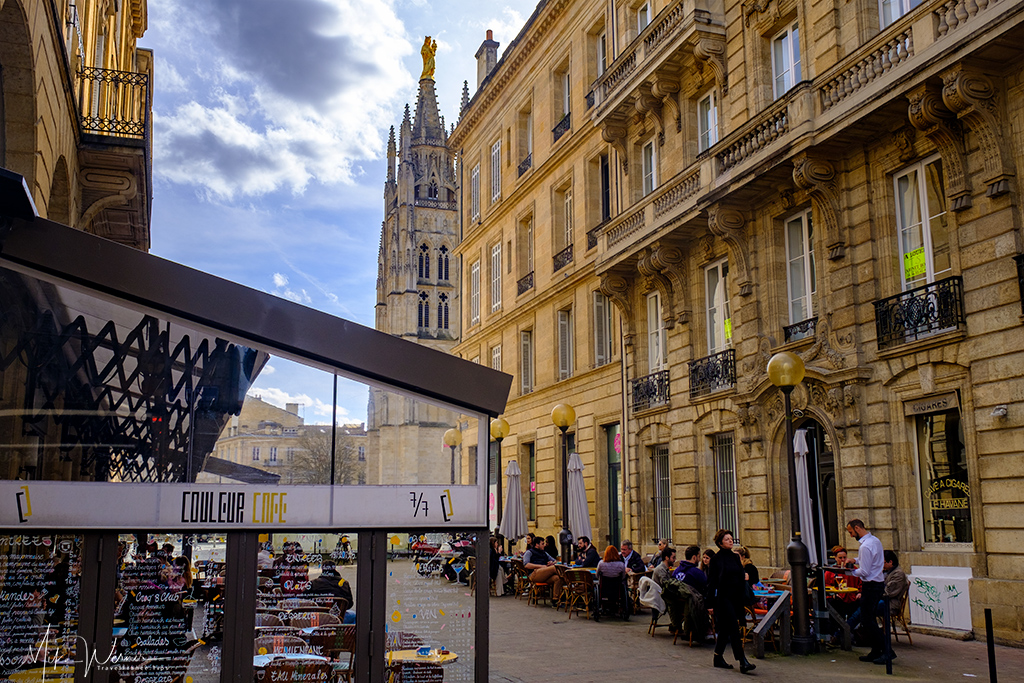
[596,545,626,579]
[707,529,755,674]
[544,535,560,562]
[736,545,760,587]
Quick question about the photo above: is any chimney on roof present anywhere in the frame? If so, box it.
[475,29,499,89]
[285,403,299,416]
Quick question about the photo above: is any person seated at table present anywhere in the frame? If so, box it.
[523,537,562,601]
[737,545,760,587]
[305,560,354,611]
[576,537,601,568]
[846,550,906,632]
[649,538,669,568]
[824,548,862,618]
[830,546,855,569]
[596,546,627,579]
[673,545,708,597]
[619,539,646,574]
[652,547,676,587]
[545,535,560,562]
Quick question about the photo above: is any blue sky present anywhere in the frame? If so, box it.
[142,0,533,424]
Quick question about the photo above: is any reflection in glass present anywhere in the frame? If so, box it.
[917,411,972,544]
[367,388,466,485]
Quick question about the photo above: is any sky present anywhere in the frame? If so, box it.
[142,0,535,424]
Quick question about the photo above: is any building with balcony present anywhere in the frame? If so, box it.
[1,0,152,250]
[452,0,1024,642]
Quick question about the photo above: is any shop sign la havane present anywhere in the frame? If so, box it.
[927,477,970,510]
[180,490,287,524]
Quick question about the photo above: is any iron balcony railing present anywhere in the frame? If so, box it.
[587,222,606,251]
[689,349,736,399]
[632,370,670,412]
[586,90,595,110]
[553,244,573,272]
[517,271,534,295]
[1015,254,1024,314]
[518,153,533,177]
[552,112,571,143]
[77,66,149,138]
[784,317,817,343]
[873,275,966,350]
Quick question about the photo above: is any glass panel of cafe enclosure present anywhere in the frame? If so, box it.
[916,408,972,544]
[385,530,477,683]
[0,533,82,681]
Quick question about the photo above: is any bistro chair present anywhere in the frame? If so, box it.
[306,625,356,683]
[259,658,333,683]
[254,634,309,655]
[890,591,913,644]
[509,559,531,600]
[628,570,652,613]
[553,565,570,611]
[466,556,477,595]
[255,612,284,627]
[564,569,596,620]
[289,611,341,628]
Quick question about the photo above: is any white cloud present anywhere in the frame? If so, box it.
[261,364,276,375]
[272,273,289,288]
[247,386,349,422]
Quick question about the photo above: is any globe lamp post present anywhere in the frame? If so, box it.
[551,403,576,563]
[443,428,462,486]
[490,417,510,551]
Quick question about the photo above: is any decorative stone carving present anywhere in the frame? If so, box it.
[741,0,778,28]
[699,234,715,262]
[599,272,635,346]
[693,34,728,95]
[941,64,1014,197]
[800,312,851,371]
[907,82,972,211]
[743,335,775,392]
[737,402,763,444]
[652,77,682,134]
[649,243,691,325]
[892,125,917,163]
[637,249,676,329]
[706,205,753,296]
[792,152,846,259]
[635,86,665,145]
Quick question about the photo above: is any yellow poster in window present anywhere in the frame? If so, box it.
[904,248,926,281]
[724,318,732,341]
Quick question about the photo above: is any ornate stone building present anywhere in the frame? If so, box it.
[452,0,1024,642]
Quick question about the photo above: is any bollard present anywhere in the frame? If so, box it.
[883,600,892,675]
[985,608,997,683]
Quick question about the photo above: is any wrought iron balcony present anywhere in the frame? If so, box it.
[518,153,533,177]
[873,276,966,350]
[77,66,150,138]
[632,370,670,412]
[553,244,573,272]
[689,349,736,399]
[552,112,571,143]
[1015,254,1024,315]
[587,223,605,251]
[517,271,534,295]
[784,317,817,343]
[586,90,595,110]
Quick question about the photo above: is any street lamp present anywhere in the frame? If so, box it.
[551,403,576,563]
[443,428,462,485]
[767,351,813,655]
[490,417,510,551]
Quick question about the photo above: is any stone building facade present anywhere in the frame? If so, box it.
[451,0,1024,642]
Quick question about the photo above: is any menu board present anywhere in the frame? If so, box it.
[0,535,81,681]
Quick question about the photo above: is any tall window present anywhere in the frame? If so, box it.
[712,433,738,533]
[437,246,450,281]
[437,294,449,329]
[600,153,611,222]
[563,189,574,248]
[470,164,480,221]
[490,140,501,202]
[647,291,667,371]
[597,31,607,77]
[490,243,502,312]
[558,308,574,380]
[418,244,430,279]
[358,446,366,461]
[594,291,613,367]
[698,91,719,153]
[470,260,481,325]
[916,407,971,544]
[520,330,534,394]
[772,23,802,98]
[785,209,816,324]
[895,155,950,290]
[418,292,430,329]
[561,69,571,117]
[252,446,260,461]
[653,444,671,539]
[642,141,656,196]
[491,344,502,371]
[880,0,922,28]
[637,2,651,31]
[269,447,278,463]
[706,259,732,353]
[527,442,537,520]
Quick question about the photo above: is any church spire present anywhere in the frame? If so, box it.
[412,77,445,143]
[386,126,396,182]
[460,80,470,116]
[400,104,411,156]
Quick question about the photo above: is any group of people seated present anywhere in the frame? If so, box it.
[824,543,908,648]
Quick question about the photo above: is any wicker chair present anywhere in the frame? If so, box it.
[288,611,341,629]
[253,634,309,655]
[509,559,531,600]
[255,612,283,627]
[307,625,356,683]
[564,569,596,620]
[890,591,913,644]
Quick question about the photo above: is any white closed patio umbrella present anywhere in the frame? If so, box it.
[566,452,592,542]
[794,428,826,568]
[499,460,528,542]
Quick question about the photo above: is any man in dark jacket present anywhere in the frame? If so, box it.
[576,536,600,568]
[673,545,709,597]
[620,539,647,574]
[305,562,353,612]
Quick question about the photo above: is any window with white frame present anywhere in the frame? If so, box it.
[594,291,614,367]
[880,0,922,28]
[698,91,719,153]
[252,446,260,461]
[558,308,574,380]
[520,330,534,394]
[490,243,502,311]
[470,260,481,325]
[705,259,732,353]
[785,209,816,324]
[712,433,738,533]
[895,155,950,291]
[490,140,501,202]
[470,164,480,221]
[597,31,607,77]
[269,447,278,462]
[642,141,656,196]
[491,344,502,371]
[637,2,651,31]
[647,291,667,372]
[772,23,802,98]
[652,444,671,539]
[563,188,574,248]
[562,69,571,117]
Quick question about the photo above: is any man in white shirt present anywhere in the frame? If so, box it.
[847,518,890,664]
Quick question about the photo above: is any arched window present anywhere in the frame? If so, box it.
[418,244,430,279]
[438,246,450,281]
[438,293,449,330]
[418,292,430,328]
[428,181,439,199]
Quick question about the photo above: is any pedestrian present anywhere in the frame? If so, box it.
[846,518,891,665]
[707,529,755,674]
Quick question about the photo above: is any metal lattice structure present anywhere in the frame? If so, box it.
[77,66,150,138]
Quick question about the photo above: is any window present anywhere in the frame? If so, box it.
[418,292,430,329]
[561,69,571,117]
[418,244,430,280]
[437,293,450,330]
[895,155,950,290]
[712,433,738,533]
[437,246,450,281]
[785,209,816,324]
[637,2,651,31]
[520,330,534,394]
[517,214,534,279]
[597,31,607,77]
[269,447,277,462]
[490,243,502,312]
[594,291,613,367]
[490,140,501,202]
[358,446,366,462]
[252,446,260,461]
[491,344,502,371]
[470,164,480,221]
[563,189,574,248]
[772,23,802,98]
[600,153,611,222]
[555,185,574,258]
[647,291,667,371]
[527,442,537,520]
[558,308,574,380]
[916,407,971,544]
[427,181,438,199]
[517,107,533,171]
[706,259,732,353]
[698,91,719,153]
[653,443,671,539]
[880,0,922,28]
[287,447,295,461]
[642,141,656,196]
[470,260,480,325]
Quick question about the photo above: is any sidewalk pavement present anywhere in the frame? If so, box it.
[488,595,1024,682]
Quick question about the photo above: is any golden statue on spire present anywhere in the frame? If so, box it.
[421,36,437,80]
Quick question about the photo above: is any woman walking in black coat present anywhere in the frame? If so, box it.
[707,529,756,674]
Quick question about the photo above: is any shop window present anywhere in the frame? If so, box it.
[917,408,972,544]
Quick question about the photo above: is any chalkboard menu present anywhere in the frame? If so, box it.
[0,535,81,681]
